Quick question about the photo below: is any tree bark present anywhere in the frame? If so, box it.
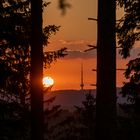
[31,0,44,140]
[96,0,117,140]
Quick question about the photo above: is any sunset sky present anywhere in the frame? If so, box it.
[42,0,139,90]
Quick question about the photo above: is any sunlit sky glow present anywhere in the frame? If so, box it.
[43,0,139,90]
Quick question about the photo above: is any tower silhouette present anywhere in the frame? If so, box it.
[80,62,84,90]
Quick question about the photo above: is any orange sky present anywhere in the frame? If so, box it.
[43,0,139,90]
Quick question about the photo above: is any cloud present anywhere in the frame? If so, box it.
[64,50,96,59]
[47,39,96,51]
[47,39,140,60]
[65,45,140,60]
[59,39,87,45]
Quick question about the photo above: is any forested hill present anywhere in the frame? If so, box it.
[44,88,127,110]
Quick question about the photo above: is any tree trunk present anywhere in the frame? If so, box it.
[96,0,117,140]
[31,0,44,140]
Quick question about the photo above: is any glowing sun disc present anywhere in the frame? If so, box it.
[43,76,54,87]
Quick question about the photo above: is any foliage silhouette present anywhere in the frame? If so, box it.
[0,0,67,105]
[0,100,30,140]
[45,92,96,140]
[116,0,140,58]
[44,96,62,140]
[116,1,140,139]
[0,90,64,140]
[75,92,96,140]
[0,0,67,140]
[117,0,140,108]
[121,58,140,113]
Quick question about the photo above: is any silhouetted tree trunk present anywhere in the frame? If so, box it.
[96,0,117,140]
[31,0,44,140]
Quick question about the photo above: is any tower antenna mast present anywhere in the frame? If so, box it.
[80,61,84,90]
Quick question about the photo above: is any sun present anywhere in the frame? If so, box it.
[43,76,54,87]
